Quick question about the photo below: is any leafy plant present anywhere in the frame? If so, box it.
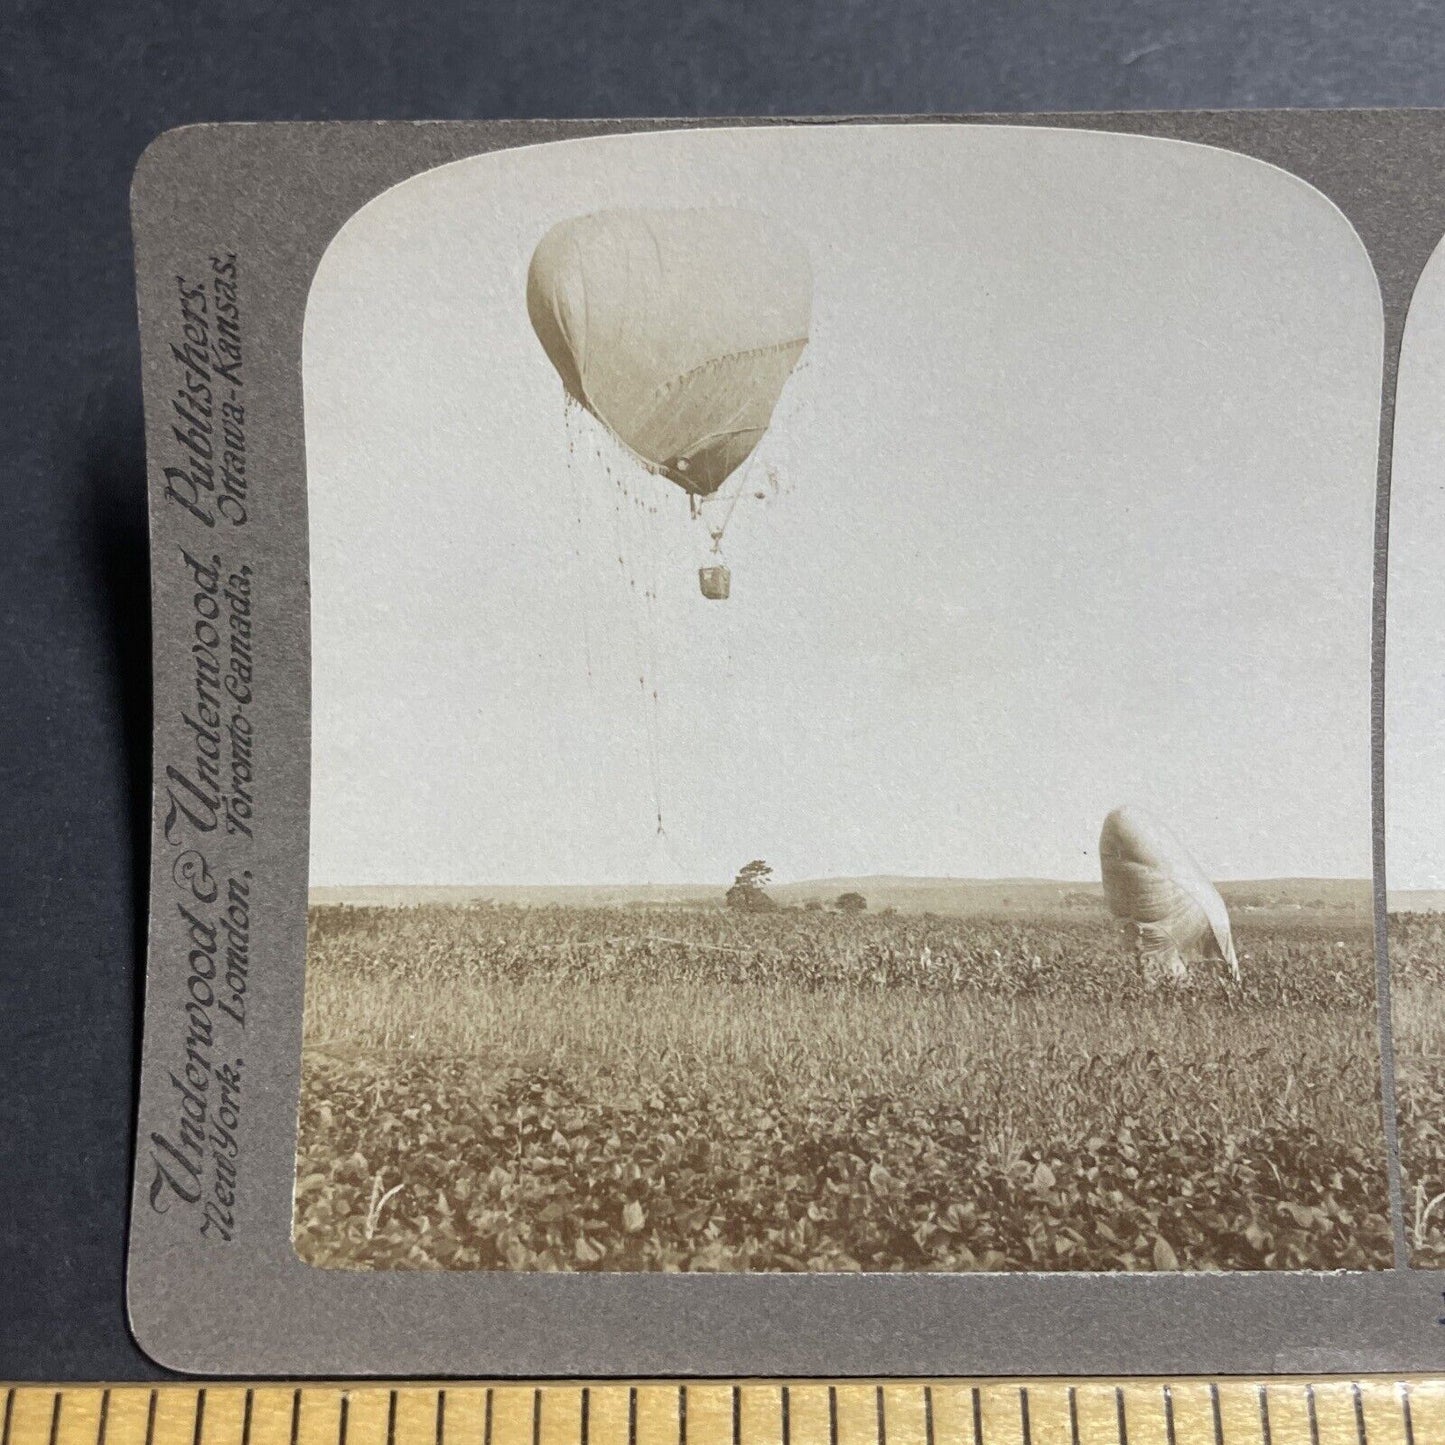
[292,902,1398,1273]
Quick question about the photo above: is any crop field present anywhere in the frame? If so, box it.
[1386,912,1445,1267]
[293,901,1393,1273]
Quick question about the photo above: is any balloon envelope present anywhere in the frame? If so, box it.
[1099,806,1240,982]
[527,207,812,497]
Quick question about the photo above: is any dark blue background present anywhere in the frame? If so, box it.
[5,0,1445,1382]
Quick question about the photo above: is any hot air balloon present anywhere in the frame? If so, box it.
[527,207,812,598]
[1099,805,1241,986]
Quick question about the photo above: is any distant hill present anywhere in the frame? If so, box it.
[1388,889,1445,913]
[308,882,720,909]
[772,877,1102,914]
[311,875,1371,917]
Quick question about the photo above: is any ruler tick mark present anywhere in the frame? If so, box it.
[17,1380,1428,1445]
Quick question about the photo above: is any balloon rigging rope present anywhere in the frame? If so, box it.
[562,395,595,683]
[707,445,761,552]
[637,463,667,836]
[632,474,667,836]
[594,417,667,837]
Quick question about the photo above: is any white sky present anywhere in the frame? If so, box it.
[304,124,1381,889]
[1387,235,1445,893]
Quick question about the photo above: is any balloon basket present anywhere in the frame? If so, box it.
[698,564,731,600]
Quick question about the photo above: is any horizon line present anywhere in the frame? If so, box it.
[310,872,1375,891]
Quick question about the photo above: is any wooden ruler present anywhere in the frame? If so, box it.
[3,1382,1442,1445]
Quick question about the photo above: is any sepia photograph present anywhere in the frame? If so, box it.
[292,124,1388,1274]
[1385,227,1445,1270]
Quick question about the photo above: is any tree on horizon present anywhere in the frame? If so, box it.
[727,859,777,911]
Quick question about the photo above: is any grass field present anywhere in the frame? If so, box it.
[1387,912,1445,1267]
[293,900,1393,1273]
